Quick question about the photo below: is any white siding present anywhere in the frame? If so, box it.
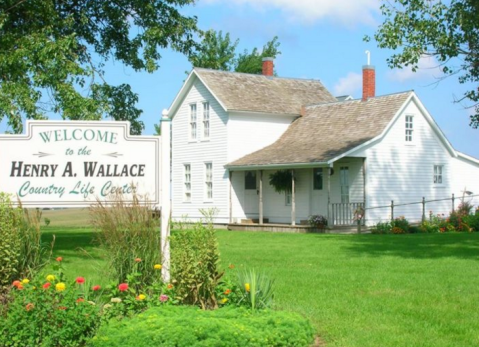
[227,113,296,162]
[351,98,457,225]
[171,79,229,223]
[451,156,479,209]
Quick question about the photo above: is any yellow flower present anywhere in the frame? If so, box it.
[137,294,146,301]
[221,298,228,304]
[56,282,66,292]
[46,275,55,282]
[154,264,162,270]
[245,283,250,292]
[21,278,29,284]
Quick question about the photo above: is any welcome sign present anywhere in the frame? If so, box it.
[0,121,160,207]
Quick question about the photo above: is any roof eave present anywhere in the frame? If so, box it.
[225,162,330,171]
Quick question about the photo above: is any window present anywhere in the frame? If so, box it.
[245,171,256,190]
[340,166,349,203]
[184,164,191,202]
[313,168,323,190]
[285,192,292,206]
[190,104,197,140]
[203,102,210,138]
[434,165,443,184]
[405,115,413,142]
[205,163,213,200]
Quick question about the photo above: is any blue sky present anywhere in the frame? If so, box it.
[2,0,478,157]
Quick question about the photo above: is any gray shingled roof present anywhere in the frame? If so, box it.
[195,68,337,114]
[227,91,412,167]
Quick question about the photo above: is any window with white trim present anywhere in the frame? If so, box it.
[203,102,210,138]
[340,166,349,203]
[405,115,413,142]
[205,163,213,200]
[184,164,191,202]
[285,192,292,206]
[190,104,197,140]
[313,168,323,190]
[434,165,443,184]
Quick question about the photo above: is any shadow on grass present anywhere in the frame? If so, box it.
[342,233,479,260]
[41,227,105,262]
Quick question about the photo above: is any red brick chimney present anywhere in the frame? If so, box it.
[362,65,375,101]
[262,57,274,76]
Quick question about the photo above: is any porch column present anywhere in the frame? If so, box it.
[363,158,367,223]
[327,164,332,226]
[229,171,233,224]
[259,170,263,225]
[291,169,296,226]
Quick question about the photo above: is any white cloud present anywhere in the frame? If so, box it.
[202,0,379,25]
[388,55,444,82]
[333,72,362,96]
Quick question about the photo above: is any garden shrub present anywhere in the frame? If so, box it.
[463,209,479,231]
[371,221,392,234]
[308,214,327,231]
[170,223,223,309]
[0,193,21,291]
[391,216,410,233]
[90,193,161,285]
[88,306,315,347]
[0,261,101,347]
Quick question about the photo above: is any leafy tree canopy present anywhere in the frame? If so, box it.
[369,0,479,128]
[189,30,281,74]
[0,0,199,134]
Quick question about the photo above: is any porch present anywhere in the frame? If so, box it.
[227,157,367,227]
[226,222,369,234]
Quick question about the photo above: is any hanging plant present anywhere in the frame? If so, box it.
[269,170,295,194]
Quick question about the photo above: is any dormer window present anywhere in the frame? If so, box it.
[190,104,197,140]
[405,115,413,142]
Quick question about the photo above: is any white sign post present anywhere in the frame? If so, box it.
[0,120,171,280]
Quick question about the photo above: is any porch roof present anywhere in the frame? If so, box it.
[226,91,412,168]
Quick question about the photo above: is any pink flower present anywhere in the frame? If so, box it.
[134,258,142,263]
[159,294,168,302]
[75,277,85,285]
[92,285,101,291]
[118,283,129,292]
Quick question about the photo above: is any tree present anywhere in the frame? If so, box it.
[0,0,198,134]
[189,30,281,74]
[369,0,479,128]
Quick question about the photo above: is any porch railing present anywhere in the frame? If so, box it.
[331,202,364,226]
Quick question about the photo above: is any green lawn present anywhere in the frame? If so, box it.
[40,225,479,347]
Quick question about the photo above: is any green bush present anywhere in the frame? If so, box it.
[0,193,22,291]
[170,223,223,309]
[463,210,479,231]
[391,216,410,233]
[0,264,100,347]
[90,194,161,285]
[88,306,315,347]
[371,221,392,234]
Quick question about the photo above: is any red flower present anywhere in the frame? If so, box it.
[25,303,34,311]
[56,257,63,262]
[224,289,231,295]
[228,264,235,269]
[118,283,129,292]
[42,282,51,289]
[75,277,85,284]
[92,285,101,291]
[58,306,67,310]
[76,298,85,303]
[12,280,21,288]
[134,258,142,263]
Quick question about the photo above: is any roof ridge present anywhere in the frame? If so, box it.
[193,67,325,83]
[304,90,414,109]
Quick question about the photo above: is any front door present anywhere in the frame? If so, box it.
[244,171,258,215]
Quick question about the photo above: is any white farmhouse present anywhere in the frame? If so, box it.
[167,59,479,228]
